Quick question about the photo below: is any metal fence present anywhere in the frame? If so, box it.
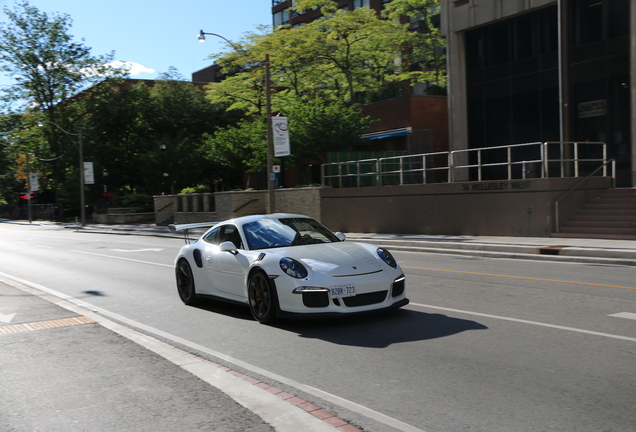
[321,141,614,187]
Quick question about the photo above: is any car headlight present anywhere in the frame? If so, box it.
[377,247,397,268]
[280,257,308,278]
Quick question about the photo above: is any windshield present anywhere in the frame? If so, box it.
[242,217,340,250]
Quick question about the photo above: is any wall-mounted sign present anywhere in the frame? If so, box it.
[578,99,606,118]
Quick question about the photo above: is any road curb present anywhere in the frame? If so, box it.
[1,275,358,432]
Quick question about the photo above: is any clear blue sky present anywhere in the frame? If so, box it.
[0,0,272,85]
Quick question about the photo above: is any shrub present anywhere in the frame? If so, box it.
[121,193,153,212]
[179,185,210,194]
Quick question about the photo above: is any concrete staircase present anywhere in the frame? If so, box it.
[553,188,636,240]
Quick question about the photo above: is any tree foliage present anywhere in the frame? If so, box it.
[76,71,236,197]
[0,1,121,113]
[203,1,445,187]
[0,1,123,207]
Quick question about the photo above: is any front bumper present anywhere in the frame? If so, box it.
[276,272,408,316]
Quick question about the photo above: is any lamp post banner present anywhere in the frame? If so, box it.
[273,116,290,157]
[29,173,38,192]
[84,162,95,185]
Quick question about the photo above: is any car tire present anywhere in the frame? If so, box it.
[176,259,198,305]
[248,270,278,324]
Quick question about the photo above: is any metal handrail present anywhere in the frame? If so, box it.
[554,158,616,233]
[321,141,611,187]
[450,142,545,181]
[378,152,450,185]
[321,158,379,187]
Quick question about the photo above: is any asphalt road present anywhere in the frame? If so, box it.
[0,223,634,432]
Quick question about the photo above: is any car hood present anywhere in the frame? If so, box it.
[283,242,382,277]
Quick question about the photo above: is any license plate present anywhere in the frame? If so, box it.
[330,284,356,298]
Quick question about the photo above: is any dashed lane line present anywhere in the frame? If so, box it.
[409,303,636,343]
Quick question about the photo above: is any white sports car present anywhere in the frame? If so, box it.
[170,214,408,324]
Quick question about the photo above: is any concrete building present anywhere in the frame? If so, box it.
[441,0,634,186]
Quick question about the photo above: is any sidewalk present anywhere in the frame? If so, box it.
[0,277,350,432]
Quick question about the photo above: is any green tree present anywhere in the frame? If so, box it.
[205,117,266,190]
[0,1,118,112]
[77,70,236,198]
[384,0,446,90]
[0,1,122,207]
[284,99,372,166]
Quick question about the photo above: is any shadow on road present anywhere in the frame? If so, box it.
[276,309,488,348]
[191,297,255,321]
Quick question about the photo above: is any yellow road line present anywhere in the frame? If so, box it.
[403,266,636,290]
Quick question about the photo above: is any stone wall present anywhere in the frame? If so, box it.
[154,187,322,225]
[319,177,612,237]
[154,180,613,237]
[275,187,321,220]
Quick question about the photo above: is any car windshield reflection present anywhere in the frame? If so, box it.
[243,217,340,250]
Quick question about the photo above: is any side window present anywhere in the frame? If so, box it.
[202,227,220,244]
[218,225,244,250]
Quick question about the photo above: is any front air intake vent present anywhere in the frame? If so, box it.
[342,291,388,307]
[392,276,405,297]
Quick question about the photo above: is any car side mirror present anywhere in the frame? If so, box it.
[219,241,238,255]
[335,232,346,241]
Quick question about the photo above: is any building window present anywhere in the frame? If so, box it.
[573,0,629,44]
[353,0,370,8]
[273,8,290,26]
[574,0,603,45]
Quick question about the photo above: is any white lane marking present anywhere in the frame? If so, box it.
[110,248,163,253]
[609,312,636,321]
[71,250,172,267]
[0,312,16,323]
[0,271,426,432]
[409,303,636,343]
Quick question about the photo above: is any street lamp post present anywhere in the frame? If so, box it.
[38,121,86,226]
[198,30,275,214]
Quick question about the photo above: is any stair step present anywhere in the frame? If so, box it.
[600,188,636,194]
[586,203,636,210]
[552,233,636,240]
[559,227,636,235]
[571,215,636,222]
[557,188,636,239]
[591,198,636,204]
[564,221,636,229]
[579,209,636,216]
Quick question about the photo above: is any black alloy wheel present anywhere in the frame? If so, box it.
[248,271,278,324]
[176,259,198,305]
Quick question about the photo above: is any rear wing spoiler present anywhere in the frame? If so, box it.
[169,222,217,244]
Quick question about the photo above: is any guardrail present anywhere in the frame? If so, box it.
[321,141,611,187]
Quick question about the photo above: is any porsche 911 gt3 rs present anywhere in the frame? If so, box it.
[170,214,408,323]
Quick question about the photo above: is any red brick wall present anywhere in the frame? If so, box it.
[361,96,449,152]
